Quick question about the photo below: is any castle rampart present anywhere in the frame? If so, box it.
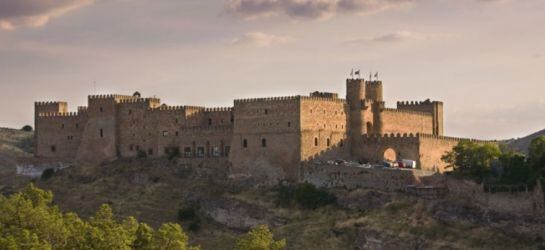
[34,77,481,181]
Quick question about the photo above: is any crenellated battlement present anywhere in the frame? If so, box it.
[77,106,88,113]
[397,100,443,107]
[381,108,432,116]
[365,81,383,86]
[300,96,346,103]
[37,112,80,118]
[234,96,301,104]
[35,101,67,106]
[362,133,497,144]
[88,94,130,100]
[117,98,161,104]
[417,133,497,144]
[203,107,233,113]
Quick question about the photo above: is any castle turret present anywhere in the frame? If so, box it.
[396,100,444,136]
[365,81,383,102]
[346,79,367,155]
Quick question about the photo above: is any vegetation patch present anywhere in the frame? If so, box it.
[275,183,336,210]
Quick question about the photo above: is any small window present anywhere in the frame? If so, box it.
[100,128,104,138]
[243,139,248,148]
[208,119,212,125]
[148,148,153,155]
[264,109,269,115]
[340,139,344,147]
[224,146,231,157]
[136,145,140,151]
[230,115,234,123]
[99,107,104,112]
[262,138,267,148]
[196,147,205,158]
[314,137,319,147]
[327,138,331,147]
[51,145,56,152]
[130,145,134,151]
[288,122,291,127]
[212,146,220,157]
[129,109,132,115]
[175,118,179,123]
[184,147,192,157]
[61,123,65,129]
[75,123,79,129]
[175,131,179,136]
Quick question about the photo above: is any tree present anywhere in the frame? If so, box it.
[152,223,197,250]
[528,136,545,173]
[21,125,33,132]
[0,184,199,250]
[442,141,501,182]
[234,225,286,250]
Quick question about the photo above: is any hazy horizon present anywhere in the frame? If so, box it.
[0,0,544,140]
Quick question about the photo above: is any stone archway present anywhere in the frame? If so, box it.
[383,148,397,162]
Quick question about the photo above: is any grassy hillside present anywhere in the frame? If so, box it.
[12,159,540,250]
[0,127,33,178]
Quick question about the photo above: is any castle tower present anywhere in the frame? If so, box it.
[365,81,383,102]
[396,100,444,136]
[34,102,68,155]
[346,79,367,155]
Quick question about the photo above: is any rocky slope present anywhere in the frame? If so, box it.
[0,158,540,250]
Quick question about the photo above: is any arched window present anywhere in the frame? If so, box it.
[243,139,248,148]
[314,137,319,147]
[262,138,267,148]
[327,138,331,147]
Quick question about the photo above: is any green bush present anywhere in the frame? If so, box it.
[177,206,197,221]
[275,183,336,210]
[41,168,55,180]
[21,125,33,132]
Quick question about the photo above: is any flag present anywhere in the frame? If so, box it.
[355,70,360,76]
[350,69,354,77]
[374,72,379,78]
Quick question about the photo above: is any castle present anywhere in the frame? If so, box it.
[34,78,488,181]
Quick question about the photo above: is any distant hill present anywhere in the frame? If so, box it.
[0,127,33,176]
[505,129,545,154]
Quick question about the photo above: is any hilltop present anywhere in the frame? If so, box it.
[506,129,545,154]
[1,128,544,249]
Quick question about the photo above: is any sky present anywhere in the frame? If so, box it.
[0,0,544,140]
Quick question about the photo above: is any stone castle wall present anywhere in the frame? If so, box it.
[380,109,434,135]
[35,78,474,182]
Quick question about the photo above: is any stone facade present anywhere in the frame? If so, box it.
[34,78,485,180]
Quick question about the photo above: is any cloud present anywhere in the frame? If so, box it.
[346,30,455,44]
[0,0,94,30]
[229,32,293,47]
[224,0,413,20]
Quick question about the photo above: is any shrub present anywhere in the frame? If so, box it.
[177,206,197,221]
[21,125,33,132]
[275,183,336,210]
[41,168,55,180]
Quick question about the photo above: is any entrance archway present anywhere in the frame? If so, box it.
[383,148,397,162]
